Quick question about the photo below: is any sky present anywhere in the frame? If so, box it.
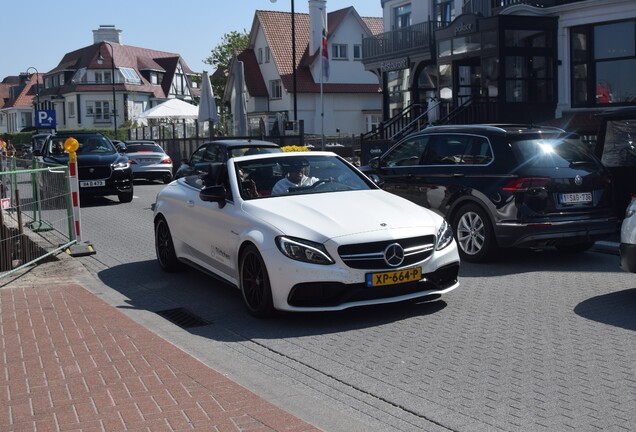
[1,0,382,80]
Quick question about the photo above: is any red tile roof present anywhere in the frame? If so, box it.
[2,73,44,109]
[42,42,196,99]
[238,50,268,97]
[254,7,383,96]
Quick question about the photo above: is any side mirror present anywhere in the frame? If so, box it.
[199,185,227,203]
[116,143,127,152]
[367,173,383,186]
[368,157,381,170]
[32,149,42,157]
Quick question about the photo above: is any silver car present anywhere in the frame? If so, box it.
[124,140,173,184]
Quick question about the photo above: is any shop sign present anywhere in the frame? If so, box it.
[381,58,408,72]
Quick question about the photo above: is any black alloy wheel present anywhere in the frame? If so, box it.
[155,217,184,272]
[240,244,274,318]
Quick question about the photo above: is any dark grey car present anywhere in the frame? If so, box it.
[362,124,618,262]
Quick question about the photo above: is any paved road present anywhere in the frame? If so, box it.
[73,180,636,432]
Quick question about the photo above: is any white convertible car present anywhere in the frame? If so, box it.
[153,152,460,317]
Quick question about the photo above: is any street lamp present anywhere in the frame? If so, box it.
[26,67,40,133]
[270,0,297,121]
[96,41,118,138]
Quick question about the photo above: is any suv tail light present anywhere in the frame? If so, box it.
[501,177,550,192]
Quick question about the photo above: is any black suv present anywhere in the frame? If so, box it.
[36,132,134,203]
[363,124,618,262]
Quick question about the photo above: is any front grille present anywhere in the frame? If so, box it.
[79,166,112,180]
[287,262,459,307]
[338,235,436,269]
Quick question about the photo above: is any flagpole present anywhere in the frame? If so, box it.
[320,6,326,151]
[321,61,324,151]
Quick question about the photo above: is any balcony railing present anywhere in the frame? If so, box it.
[463,0,589,16]
[362,21,447,61]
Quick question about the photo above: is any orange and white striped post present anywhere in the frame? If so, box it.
[64,137,95,256]
[64,137,82,241]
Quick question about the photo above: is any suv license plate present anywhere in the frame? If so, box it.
[366,267,422,287]
[560,192,592,204]
[80,180,106,188]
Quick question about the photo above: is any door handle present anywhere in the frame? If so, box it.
[186,200,195,207]
[452,172,465,177]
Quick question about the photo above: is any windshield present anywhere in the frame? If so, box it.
[510,135,603,169]
[48,135,116,156]
[234,155,374,200]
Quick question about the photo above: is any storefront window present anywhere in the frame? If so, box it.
[594,21,634,59]
[505,29,549,48]
[452,35,481,55]
[596,59,636,104]
[482,30,497,51]
[572,64,588,105]
[438,39,451,57]
[504,55,553,103]
[571,20,636,107]
[439,64,453,100]
[482,57,499,97]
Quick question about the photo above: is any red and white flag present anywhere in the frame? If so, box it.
[321,21,329,81]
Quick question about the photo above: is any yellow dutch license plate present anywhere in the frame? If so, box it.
[366,267,422,287]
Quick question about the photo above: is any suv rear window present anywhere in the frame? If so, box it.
[510,136,602,168]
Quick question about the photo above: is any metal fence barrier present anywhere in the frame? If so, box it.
[0,156,75,278]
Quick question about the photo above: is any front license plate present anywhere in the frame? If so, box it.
[366,267,422,287]
[560,192,592,204]
[80,180,106,188]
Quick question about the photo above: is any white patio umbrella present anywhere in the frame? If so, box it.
[233,59,248,136]
[136,99,199,125]
[198,71,218,139]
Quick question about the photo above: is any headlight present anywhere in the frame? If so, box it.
[276,236,334,265]
[626,198,636,218]
[436,220,454,251]
[112,161,130,170]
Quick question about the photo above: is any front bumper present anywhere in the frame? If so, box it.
[79,170,133,196]
[264,240,461,312]
[287,262,459,308]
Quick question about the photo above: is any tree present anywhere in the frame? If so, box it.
[204,30,249,110]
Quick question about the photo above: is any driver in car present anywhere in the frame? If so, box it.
[272,159,319,195]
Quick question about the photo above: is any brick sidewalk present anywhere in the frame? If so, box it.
[0,282,321,431]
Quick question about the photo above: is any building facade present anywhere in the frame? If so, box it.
[225,0,384,137]
[1,25,198,135]
[363,0,636,136]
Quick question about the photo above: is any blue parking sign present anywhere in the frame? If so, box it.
[36,110,56,128]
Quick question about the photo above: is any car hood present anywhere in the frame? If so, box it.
[244,189,442,243]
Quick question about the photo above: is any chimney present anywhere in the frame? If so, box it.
[93,25,122,44]
[308,0,327,55]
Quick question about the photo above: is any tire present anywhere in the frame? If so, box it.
[118,186,134,203]
[163,173,173,184]
[155,217,184,272]
[239,244,275,318]
[555,242,594,254]
[452,203,497,263]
